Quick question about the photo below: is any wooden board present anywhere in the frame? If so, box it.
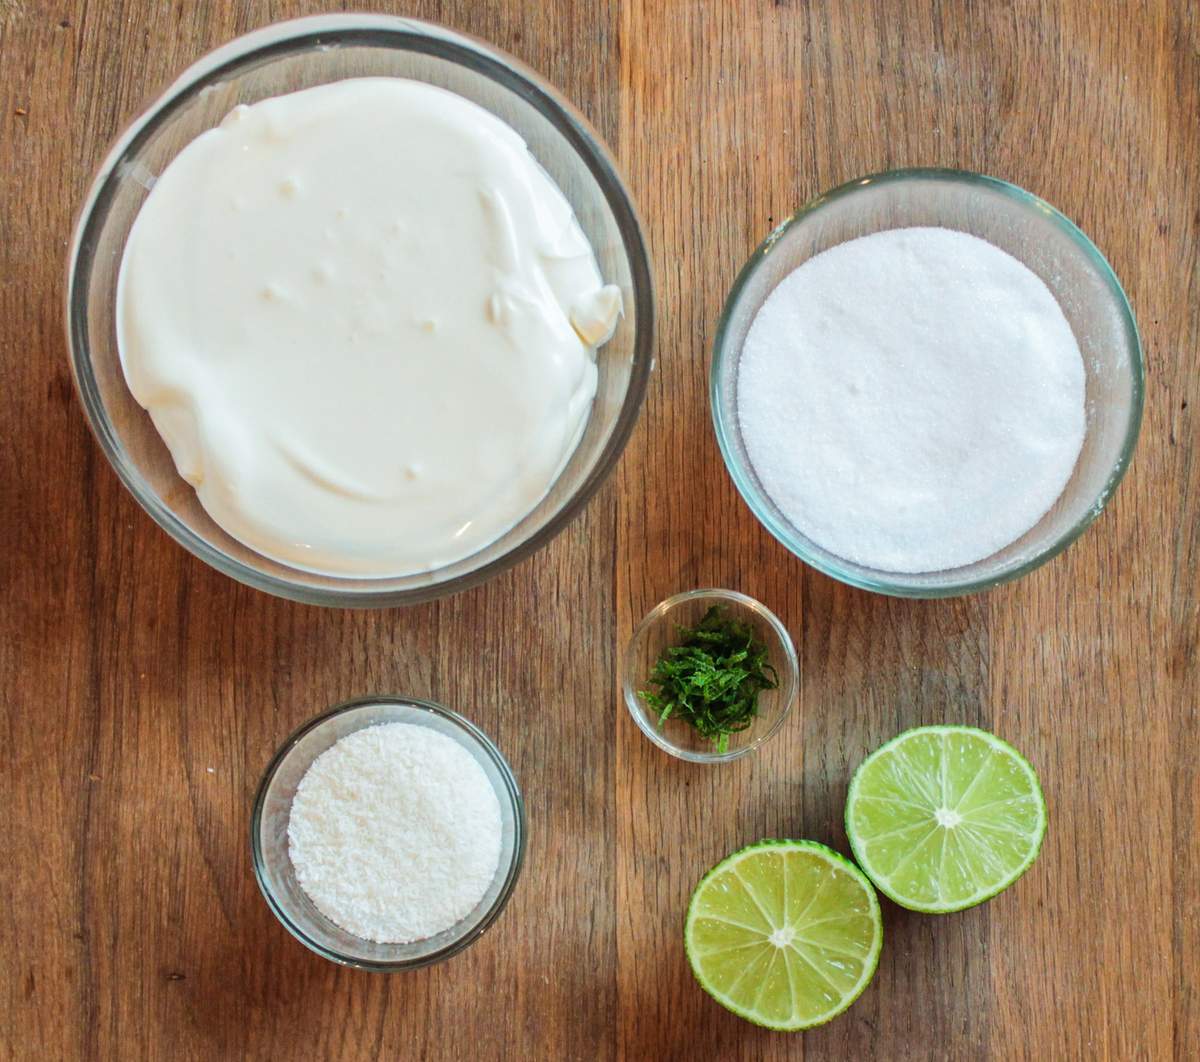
[1,1,1196,1058]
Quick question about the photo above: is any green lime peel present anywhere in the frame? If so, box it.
[640,605,777,753]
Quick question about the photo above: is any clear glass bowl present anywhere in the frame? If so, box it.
[251,696,525,971]
[622,589,799,763]
[711,168,1144,598]
[66,14,653,606]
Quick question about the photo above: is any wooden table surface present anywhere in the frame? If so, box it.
[3,1,1197,1058]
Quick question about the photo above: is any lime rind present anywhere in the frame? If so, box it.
[684,839,883,1031]
[845,725,1047,914]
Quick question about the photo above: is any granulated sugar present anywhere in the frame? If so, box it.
[287,722,502,943]
[737,226,1086,573]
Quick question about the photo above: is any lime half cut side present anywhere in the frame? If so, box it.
[846,725,1047,914]
[684,840,883,1031]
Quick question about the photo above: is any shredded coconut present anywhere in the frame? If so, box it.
[737,226,1086,573]
[287,722,503,943]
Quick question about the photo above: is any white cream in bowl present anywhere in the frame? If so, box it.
[117,78,621,577]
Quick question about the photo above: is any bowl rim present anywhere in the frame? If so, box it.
[250,694,526,971]
[710,166,1145,598]
[621,588,800,763]
[65,13,654,607]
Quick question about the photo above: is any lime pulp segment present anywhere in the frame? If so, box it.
[684,840,883,1031]
[845,725,1047,914]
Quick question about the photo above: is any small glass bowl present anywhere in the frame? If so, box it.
[622,589,799,763]
[711,168,1144,597]
[67,14,653,606]
[251,696,525,971]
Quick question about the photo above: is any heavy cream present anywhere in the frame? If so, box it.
[117,78,621,577]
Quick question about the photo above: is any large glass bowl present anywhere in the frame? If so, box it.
[66,15,653,606]
[252,696,525,971]
[711,169,1143,598]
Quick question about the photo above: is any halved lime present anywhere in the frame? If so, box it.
[684,840,882,1030]
[845,725,1047,914]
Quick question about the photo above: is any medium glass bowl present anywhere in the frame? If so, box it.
[622,589,799,763]
[66,14,653,606]
[711,168,1144,598]
[251,696,525,971]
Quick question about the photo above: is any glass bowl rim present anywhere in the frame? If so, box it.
[250,693,526,971]
[710,166,1145,599]
[65,13,655,608]
[621,588,800,764]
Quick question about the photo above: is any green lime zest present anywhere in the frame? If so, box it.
[640,605,777,753]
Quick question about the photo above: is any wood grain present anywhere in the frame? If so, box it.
[2,1,1197,1059]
